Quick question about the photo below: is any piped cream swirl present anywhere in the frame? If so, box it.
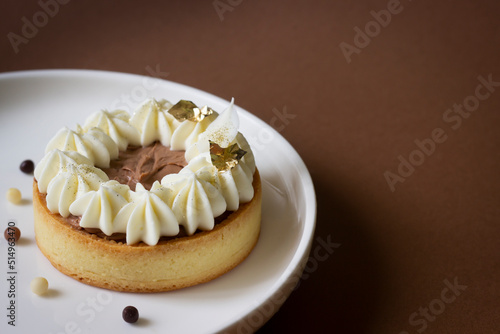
[45,126,118,168]
[129,98,179,147]
[170,108,218,150]
[161,169,226,235]
[83,110,140,151]
[69,180,130,236]
[46,164,108,217]
[35,149,93,193]
[113,182,179,245]
[184,153,254,211]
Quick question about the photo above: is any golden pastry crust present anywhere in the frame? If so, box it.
[33,170,261,293]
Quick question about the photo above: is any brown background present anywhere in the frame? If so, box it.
[1,0,499,333]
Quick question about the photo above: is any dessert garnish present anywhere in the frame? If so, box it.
[209,141,247,172]
[122,306,139,323]
[20,159,35,174]
[168,99,214,122]
[6,188,22,204]
[31,277,49,295]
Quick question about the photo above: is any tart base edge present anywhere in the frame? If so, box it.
[33,170,262,293]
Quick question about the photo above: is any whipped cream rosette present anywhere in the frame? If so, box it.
[161,168,227,235]
[129,98,179,147]
[46,164,108,217]
[170,105,218,150]
[35,97,256,246]
[69,180,131,236]
[45,125,118,168]
[34,149,93,193]
[184,153,254,211]
[83,109,140,150]
[112,182,180,246]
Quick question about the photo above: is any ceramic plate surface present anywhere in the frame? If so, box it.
[0,70,316,334]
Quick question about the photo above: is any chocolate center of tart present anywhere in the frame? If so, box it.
[101,141,187,191]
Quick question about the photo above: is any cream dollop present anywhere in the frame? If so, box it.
[46,164,109,217]
[83,110,140,151]
[113,182,179,245]
[84,127,119,164]
[45,126,118,168]
[170,107,218,151]
[185,153,254,211]
[35,149,93,193]
[69,180,130,236]
[161,169,226,235]
[129,98,179,147]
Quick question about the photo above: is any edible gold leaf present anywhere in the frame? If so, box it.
[210,141,247,172]
[167,100,214,122]
[167,100,197,121]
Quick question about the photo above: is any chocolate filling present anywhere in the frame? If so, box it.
[101,142,187,191]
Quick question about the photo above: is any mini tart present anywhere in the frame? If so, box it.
[33,169,261,293]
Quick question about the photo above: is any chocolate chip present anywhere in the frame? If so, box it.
[122,306,139,323]
[20,160,35,174]
[4,226,20,242]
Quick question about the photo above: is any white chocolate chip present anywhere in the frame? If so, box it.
[30,277,49,295]
[6,188,22,204]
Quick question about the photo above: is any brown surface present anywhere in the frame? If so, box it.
[1,0,499,332]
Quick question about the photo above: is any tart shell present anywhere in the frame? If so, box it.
[33,170,261,293]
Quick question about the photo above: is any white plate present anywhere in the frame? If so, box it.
[0,70,316,334]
